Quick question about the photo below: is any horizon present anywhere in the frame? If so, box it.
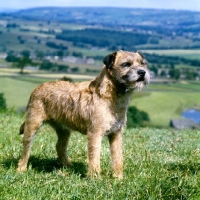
[0,0,200,12]
[1,6,200,13]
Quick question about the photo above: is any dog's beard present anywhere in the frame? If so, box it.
[134,81,146,90]
[135,75,150,90]
[124,70,151,91]
[116,76,150,93]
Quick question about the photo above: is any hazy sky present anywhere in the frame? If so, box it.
[1,0,200,11]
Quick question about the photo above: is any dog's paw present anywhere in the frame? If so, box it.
[87,168,101,179]
[113,172,123,180]
[16,166,27,172]
[59,157,73,167]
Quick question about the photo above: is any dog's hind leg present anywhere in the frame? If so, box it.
[48,120,72,167]
[17,117,43,172]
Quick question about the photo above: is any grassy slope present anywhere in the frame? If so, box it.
[131,91,200,127]
[0,77,38,110]
[0,111,199,199]
[130,81,200,127]
[141,49,200,60]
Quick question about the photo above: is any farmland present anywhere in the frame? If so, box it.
[142,49,200,60]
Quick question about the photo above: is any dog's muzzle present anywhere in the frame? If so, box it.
[136,69,146,82]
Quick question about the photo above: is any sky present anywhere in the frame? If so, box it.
[1,0,200,11]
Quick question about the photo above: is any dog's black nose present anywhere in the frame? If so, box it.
[137,70,146,76]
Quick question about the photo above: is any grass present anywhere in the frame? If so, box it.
[131,91,200,127]
[0,77,38,110]
[141,49,200,60]
[0,111,200,199]
[129,81,200,127]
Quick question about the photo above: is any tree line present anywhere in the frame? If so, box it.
[56,29,151,50]
[5,49,200,80]
[144,53,200,67]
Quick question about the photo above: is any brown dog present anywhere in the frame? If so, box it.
[17,50,150,179]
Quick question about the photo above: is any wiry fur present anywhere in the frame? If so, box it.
[17,50,150,179]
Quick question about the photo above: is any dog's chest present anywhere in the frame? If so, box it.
[96,99,128,135]
[103,107,127,135]
[105,118,124,135]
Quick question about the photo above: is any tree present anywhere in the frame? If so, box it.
[72,52,83,57]
[5,53,18,62]
[21,50,30,58]
[149,38,159,44]
[36,50,44,60]
[60,76,73,82]
[14,56,32,74]
[127,106,150,128]
[169,68,180,80]
[57,50,64,59]
[71,67,80,73]
[0,93,6,110]
[57,64,69,71]
[149,65,158,76]
[185,70,198,80]
[170,63,175,69]
[160,70,166,77]
[40,60,54,70]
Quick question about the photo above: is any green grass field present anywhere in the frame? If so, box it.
[0,77,38,110]
[131,89,200,127]
[141,49,200,60]
[0,111,199,199]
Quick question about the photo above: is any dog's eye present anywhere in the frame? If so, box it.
[121,62,131,67]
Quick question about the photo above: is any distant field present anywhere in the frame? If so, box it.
[131,90,200,127]
[131,81,200,127]
[142,49,200,60]
[0,68,96,81]
[0,77,38,110]
[0,62,102,79]
[0,19,95,56]
[1,16,199,60]
[69,46,111,57]
[146,81,200,92]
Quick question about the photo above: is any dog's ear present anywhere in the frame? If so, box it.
[137,51,144,58]
[103,52,117,69]
[137,51,147,65]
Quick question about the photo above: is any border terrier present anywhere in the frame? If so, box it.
[17,50,150,179]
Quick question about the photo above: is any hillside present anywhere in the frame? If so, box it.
[0,7,200,50]
[2,7,200,33]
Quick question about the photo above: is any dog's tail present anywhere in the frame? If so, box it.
[19,122,25,134]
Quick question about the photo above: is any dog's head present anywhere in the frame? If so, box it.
[103,50,150,92]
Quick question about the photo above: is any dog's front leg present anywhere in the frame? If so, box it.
[108,132,123,179]
[87,133,102,178]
